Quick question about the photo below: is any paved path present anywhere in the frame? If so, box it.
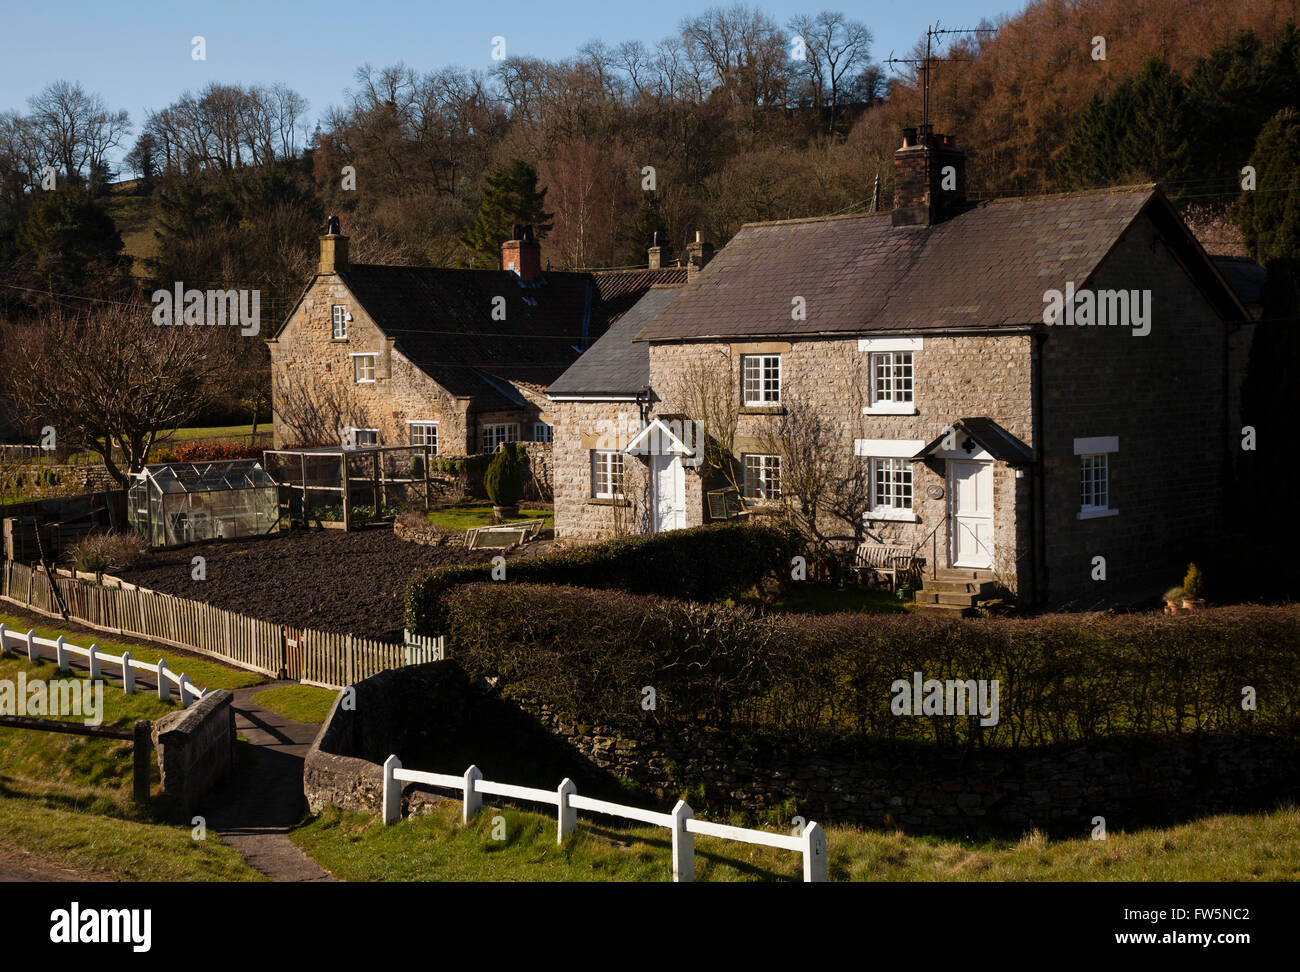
[198,685,338,882]
[0,607,337,882]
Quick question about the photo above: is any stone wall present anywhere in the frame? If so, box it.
[1039,213,1229,604]
[522,701,1300,836]
[550,400,654,540]
[151,689,236,815]
[645,334,1035,588]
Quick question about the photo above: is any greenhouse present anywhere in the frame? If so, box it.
[127,459,282,547]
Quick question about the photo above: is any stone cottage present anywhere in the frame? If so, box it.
[548,127,1253,607]
[267,224,684,454]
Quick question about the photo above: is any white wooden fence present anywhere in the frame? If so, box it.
[0,621,209,707]
[381,755,828,882]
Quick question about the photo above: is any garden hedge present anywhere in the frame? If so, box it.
[439,582,1300,749]
[405,520,803,634]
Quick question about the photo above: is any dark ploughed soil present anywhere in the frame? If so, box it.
[117,527,490,641]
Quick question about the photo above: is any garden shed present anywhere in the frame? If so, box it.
[127,459,281,547]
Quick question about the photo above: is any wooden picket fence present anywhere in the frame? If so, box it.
[0,559,439,690]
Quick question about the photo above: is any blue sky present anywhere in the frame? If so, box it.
[2,0,1017,161]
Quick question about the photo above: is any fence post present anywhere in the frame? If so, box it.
[0,622,7,656]
[88,643,100,681]
[382,755,402,825]
[557,778,577,845]
[463,765,482,823]
[156,659,170,702]
[178,674,192,707]
[671,800,695,883]
[25,629,36,663]
[121,651,135,694]
[55,635,67,671]
[802,821,827,882]
[132,720,151,804]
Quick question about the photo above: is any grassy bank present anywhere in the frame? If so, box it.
[291,800,1300,882]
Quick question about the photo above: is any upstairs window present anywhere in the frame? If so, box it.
[871,351,913,404]
[742,354,781,406]
[353,354,375,383]
[1080,454,1109,513]
[532,422,553,443]
[332,305,347,339]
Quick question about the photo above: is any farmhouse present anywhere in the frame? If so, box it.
[548,126,1254,607]
[267,223,684,454]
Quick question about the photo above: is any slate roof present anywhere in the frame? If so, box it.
[1211,256,1266,308]
[548,286,682,398]
[325,265,672,410]
[634,185,1246,341]
[916,418,1035,466]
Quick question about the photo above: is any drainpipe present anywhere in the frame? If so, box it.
[1031,330,1047,606]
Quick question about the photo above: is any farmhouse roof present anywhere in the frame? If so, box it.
[548,287,682,399]
[325,264,680,411]
[633,185,1247,341]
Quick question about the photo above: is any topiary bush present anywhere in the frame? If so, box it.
[483,442,524,507]
[1183,562,1205,600]
[406,520,804,634]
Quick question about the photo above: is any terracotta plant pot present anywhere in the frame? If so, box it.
[492,504,519,522]
[1164,601,1179,615]
[1182,598,1206,612]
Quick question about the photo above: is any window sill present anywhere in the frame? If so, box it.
[861,403,918,416]
[355,379,375,384]
[740,405,784,415]
[588,497,631,507]
[1077,508,1118,520]
[864,510,919,523]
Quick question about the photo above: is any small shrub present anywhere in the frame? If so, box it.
[1163,586,1186,602]
[172,440,264,462]
[483,443,525,507]
[1183,563,1205,600]
[70,532,149,573]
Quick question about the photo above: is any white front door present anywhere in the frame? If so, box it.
[651,454,685,532]
[949,459,994,569]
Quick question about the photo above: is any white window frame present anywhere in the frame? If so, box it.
[591,450,625,499]
[1074,436,1118,519]
[867,351,917,414]
[342,426,379,449]
[532,422,553,443]
[407,421,438,455]
[332,304,348,340]
[352,353,376,383]
[481,423,519,454]
[742,453,782,501]
[867,456,915,521]
[742,354,781,406]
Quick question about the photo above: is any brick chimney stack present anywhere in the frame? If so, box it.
[319,215,349,274]
[502,224,542,279]
[685,231,714,281]
[892,126,967,227]
[648,230,665,270]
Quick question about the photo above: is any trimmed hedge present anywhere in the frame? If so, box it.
[172,440,265,461]
[440,582,1300,749]
[405,520,803,634]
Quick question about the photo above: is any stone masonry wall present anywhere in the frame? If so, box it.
[645,334,1035,588]
[1040,213,1229,604]
[550,400,654,540]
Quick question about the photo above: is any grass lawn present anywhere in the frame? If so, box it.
[292,801,1300,882]
[0,778,262,881]
[157,424,261,443]
[252,684,337,724]
[770,583,908,615]
[0,613,266,692]
[427,504,554,533]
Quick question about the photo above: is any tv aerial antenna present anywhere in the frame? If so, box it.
[884,22,996,130]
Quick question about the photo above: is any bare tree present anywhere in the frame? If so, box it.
[680,349,744,496]
[788,11,874,135]
[2,298,233,485]
[26,80,130,190]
